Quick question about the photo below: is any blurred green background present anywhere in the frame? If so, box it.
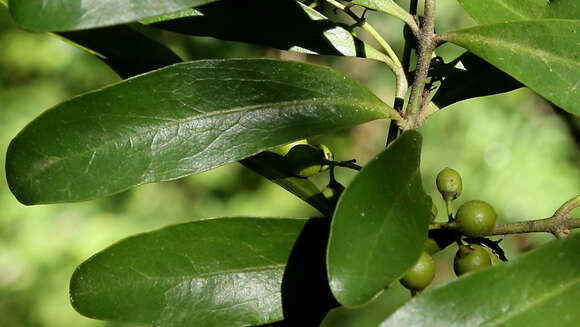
[1,1,579,326]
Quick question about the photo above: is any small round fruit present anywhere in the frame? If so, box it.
[268,139,308,156]
[400,252,435,291]
[284,144,324,177]
[456,200,497,237]
[453,244,491,276]
[423,238,440,255]
[315,144,334,172]
[436,167,463,201]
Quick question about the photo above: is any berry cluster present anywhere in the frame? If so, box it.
[400,167,505,293]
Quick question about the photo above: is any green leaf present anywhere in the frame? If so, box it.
[381,232,580,326]
[541,0,580,19]
[240,152,334,217]
[8,0,220,32]
[351,0,414,24]
[148,0,388,61]
[6,59,395,205]
[457,0,548,24]
[326,130,431,307]
[58,24,182,79]
[432,52,523,109]
[458,0,579,24]
[70,217,336,326]
[441,20,580,115]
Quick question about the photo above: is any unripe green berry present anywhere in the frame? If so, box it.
[315,143,334,172]
[436,167,463,201]
[400,252,435,291]
[423,238,440,255]
[268,139,308,156]
[453,244,491,276]
[456,200,497,237]
[284,144,325,177]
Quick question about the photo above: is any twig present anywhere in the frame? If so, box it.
[405,0,436,129]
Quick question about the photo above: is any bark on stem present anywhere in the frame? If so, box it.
[405,0,436,129]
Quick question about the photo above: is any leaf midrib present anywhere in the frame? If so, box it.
[445,22,580,69]
[17,96,387,183]
[73,263,286,297]
[481,274,580,326]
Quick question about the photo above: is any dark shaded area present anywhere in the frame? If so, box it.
[60,24,182,79]
[432,52,523,109]
[428,228,461,252]
[280,218,338,326]
[152,0,367,58]
[464,237,508,261]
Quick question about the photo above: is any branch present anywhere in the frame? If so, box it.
[405,0,436,129]
[431,195,580,239]
[488,217,580,239]
[387,0,418,146]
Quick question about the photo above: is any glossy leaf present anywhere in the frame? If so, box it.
[6,59,395,205]
[381,232,580,326]
[351,0,413,23]
[326,130,432,307]
[8,0,220,32]
[70,217,336,326]
[441,20,580,115]
[240,152,333,217]
[432,52,523,109]
[148,0,388,61]
[59,25,182,79]
[458,0,579,24]
[457,0,548,24]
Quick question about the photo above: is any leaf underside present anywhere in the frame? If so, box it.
[58,24,182,79]
[149,0,387,61]
[432,52,523,109]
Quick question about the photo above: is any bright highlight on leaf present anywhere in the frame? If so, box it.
[326,130,432,307]
[6,59,395,205]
